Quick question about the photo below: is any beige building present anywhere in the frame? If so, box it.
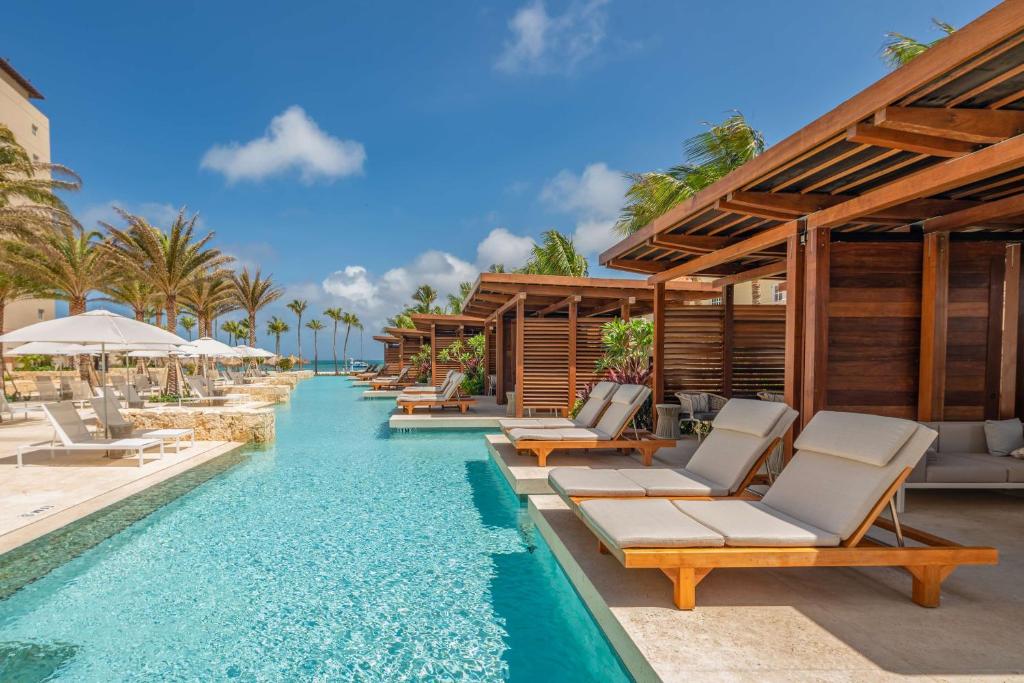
[0,58,56,338]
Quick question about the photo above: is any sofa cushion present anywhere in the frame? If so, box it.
[953,452,1024,483]
[578,499,724,549]
[924,453,1008,483]
[548,468,646,498]
[984,418,1024,456]
[711,398,787,437]
[620,468,729,496]
[794,411,918,467]
[937,421,987,454]
[675,500,840,547]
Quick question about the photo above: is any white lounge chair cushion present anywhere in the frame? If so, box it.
[593,385,650,437]
[574,381,618,427]
[579,499,724,549]
[711,398,788,437]
[499,417,578,429]
[139,428,192,439]
[675,500,840,547]
[794,410,918,467]
[509,427,612,442]
[82,438,160,449]
[684,429,774,494]
[548,468,647,498]
[621,468,729,496]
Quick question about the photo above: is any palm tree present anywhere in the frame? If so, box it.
[306,319,325,374]
[100,278,157,321]
[341,312,362,369]
[324,307,344,375]
[221,320,240,346]
[410,284,439,313]
[883,20,955,69]
[287,299,308,366]
[615,112,765,236]
[180,315,196,340]
[182,271,236,338]
[103,207,232,393]
[230,267,283,351]
[0,123,81,237]
[3,225,114,381]
[520,230,589,276]
[266,316,290,357]
[0,269,38,394]
[387,312,415,329]
[446,281,473,314]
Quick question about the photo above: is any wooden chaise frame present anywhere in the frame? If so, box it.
[399,390,476,415]
[567,437,782,506]
[370,370,413,390]
[587,468,998,609]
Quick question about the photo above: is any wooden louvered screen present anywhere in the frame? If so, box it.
[400,336,421,370]
[485,326,496,376]
[383,345,400,373]
[432,328,462,386]
[662,303,785,402]
[521,319,571,411]
[574,319,606,401]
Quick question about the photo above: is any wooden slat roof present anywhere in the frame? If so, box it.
[601,1,1024,278]
[384,326,430,338]
[373,335,399,344]
[409,313,486,329]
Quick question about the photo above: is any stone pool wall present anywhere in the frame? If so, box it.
[122,405,276,443]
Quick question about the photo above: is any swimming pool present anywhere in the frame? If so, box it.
[0,378,630,681]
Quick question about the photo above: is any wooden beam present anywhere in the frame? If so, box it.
[712,260,787,288]
[726,191,979,223]
[583,297,636,318]
[606,258,670,274]
[716,199,796,221]
[568,299,578,415]
[652,282,666,429]
[722,285,734,398]
[985,252,1007,419]
[846,123,977,158]
[649,222,798,284]
[783,230,805,459]
[621,297,633,321]
[515,296,525,418]
[918,232,950,421]
[429,323,437,386]
[921,193,1024,233]
[999,243,1021,419]
[808,134,1024,229]
[536,294,580,317]
[651,234,733,252]
[496,315,506,404]
[487,292,527,323]
[874,106,1024,145]
[801,227,830,428]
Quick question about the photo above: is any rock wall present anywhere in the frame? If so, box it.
[122,405,276,443]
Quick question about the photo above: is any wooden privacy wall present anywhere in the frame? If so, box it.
[575,320,606,400]
[826,242,922,419]
[661,304,785,402]
[945,242,1007,420]
[400,336,422,371]
[521,319,570,410]
[383,345,400,373]
[431,328,462,387]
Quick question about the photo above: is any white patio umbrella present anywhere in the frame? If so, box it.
[0,310,188,436]
[4,341,93,356]
[235,345,274,359]
[190,337,239,358]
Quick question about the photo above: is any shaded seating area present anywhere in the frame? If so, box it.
[409,313,486,388]
[395,371,474,414]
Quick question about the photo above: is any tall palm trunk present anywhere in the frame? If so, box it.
[332,320,339,375]
[313,329,319,372]
[69,297,92,383]
[0,301,6,396]
[296,314,303,367]
[248,313,258,373]
[274,333,281,357]
[165,296,180,394]
[342,324,352,369]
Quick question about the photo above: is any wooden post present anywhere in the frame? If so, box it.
[918,232,950,421]
[985,252,1006,419]
[429,324,437,386]
[620,297,633,321]
[801,226,830,428]
[568,299,578,416]
[398,336,405,372]
[652,282,666,430]
[496,315,506,404]
[722,284,734,398]
[783,231,805,457]
[515,296,526,418]
[999,243,1021,418]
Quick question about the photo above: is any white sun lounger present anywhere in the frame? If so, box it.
[498,380,618,431]
[90,395,195,452]
[402,370,456,394]
[549,398,798,502]
[1,393,44,422]
[15,402,163,468]
[396,372,475,413]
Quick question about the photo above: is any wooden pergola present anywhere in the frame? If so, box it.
[383,326,428,373]
[461,273,717,416]
[409,313,486,386]
[373,335,400,372]
[600,1,1024,445]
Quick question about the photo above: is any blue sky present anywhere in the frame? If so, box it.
[2,0,998,356]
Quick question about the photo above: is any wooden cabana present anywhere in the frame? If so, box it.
[409,314,486,387]
[384,326,427,373]
[373,335,401,373]
[461,273,716,417]
[599,1,1024,446]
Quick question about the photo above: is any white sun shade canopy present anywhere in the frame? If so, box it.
[235,345,275,359]
[3,341,94,356]
[0,309,188,346]
[190,337,241,358]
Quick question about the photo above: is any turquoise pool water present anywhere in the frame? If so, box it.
[0,378,630,681]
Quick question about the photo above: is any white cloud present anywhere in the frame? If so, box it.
[496,0,609,75]
[78,200,198,229]
[476,227,535,271]
[539,161,627,255]
[200,106,366,183]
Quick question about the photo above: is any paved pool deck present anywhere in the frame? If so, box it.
[0,414,242,554]
[530,490,1024,681]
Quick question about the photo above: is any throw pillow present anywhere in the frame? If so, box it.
[1011,447,1024,460]
[984,418,1024,456]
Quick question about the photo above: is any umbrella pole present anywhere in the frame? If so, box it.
[101,342,109,438]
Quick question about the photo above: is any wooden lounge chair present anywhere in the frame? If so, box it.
[402,370,456,394]
[354,365,383,380]
[370,367,410,390]
[396,372,475,414]
[15,402,164,468]
[574,411,998,610]
[506,385,672,467]
[498,381,618,433]
[90,394,195,452]
[549,398,799,505]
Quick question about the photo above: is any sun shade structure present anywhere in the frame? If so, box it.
[410,313,486,387]
[373,335,401,373]
[599,2,1024,443]
[234,345,275,359]
[383,326,428,375]
[4,342,93,356]
[189,337,240,358]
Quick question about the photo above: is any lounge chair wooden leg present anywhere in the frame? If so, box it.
[536,449,549,467]
[908,565,954,607]
[598,540,609,554]
[642,448,653,466]
[671,568,697,610]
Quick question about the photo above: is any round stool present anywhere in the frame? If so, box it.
[655,404,682,439]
